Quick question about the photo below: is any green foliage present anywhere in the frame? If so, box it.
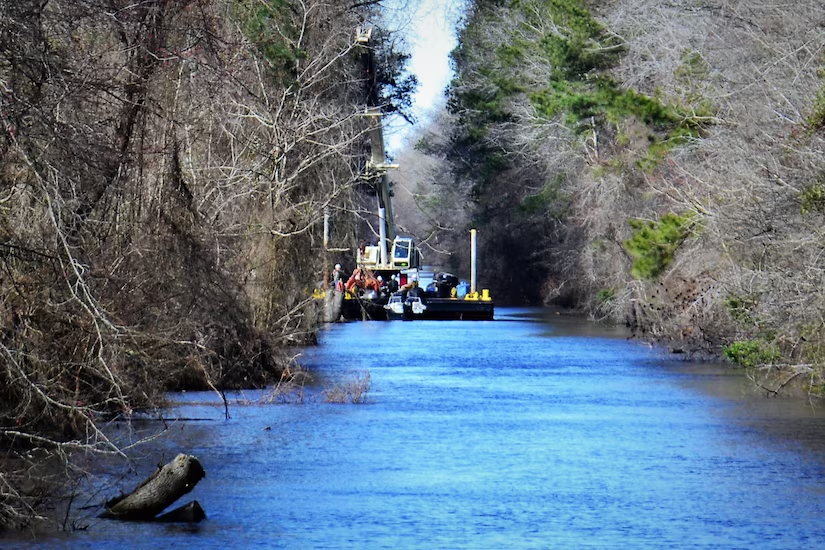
[806,71,825,132]
[636,126,701,172]
[724,294,758,326]
[458,87,510,122]
[414,136,431,152]
[723,340,780,368]
[532,78,709,171]
[591,157,626,178]
[624,212,696,279]
[452,0,627,139]
[530,79,684,126]
[799,182,825,214]
[470,152,510,198]
[497,43,525,65]
[596,287,615,303]
[518,0,625,79]
[369,27,420,124]
[235,0,304,83]
[674,50,710,83]
[519,174,566,215]
[515,4,712,170]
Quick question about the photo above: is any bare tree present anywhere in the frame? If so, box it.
[442,0,825,376]
[0,0,398,530]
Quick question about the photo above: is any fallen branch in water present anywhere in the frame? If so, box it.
[100,453,205,523]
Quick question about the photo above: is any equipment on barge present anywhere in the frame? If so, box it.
[321,27,493,322]
[341,229,494,321]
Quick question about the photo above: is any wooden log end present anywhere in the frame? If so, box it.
[155,500,206,523]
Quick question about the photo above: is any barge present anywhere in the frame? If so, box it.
[384,293,494,321]
[338,230,494,322]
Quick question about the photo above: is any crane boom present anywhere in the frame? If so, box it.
[363,107,395,243]
[355,27,416,272]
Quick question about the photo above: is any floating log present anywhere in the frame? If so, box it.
[101,453,205,521]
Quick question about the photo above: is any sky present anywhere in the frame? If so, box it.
[379,0,467,154]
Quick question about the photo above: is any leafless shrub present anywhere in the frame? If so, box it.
[0,0,389,529]
[321,370,372,404]
[259,363,315,405]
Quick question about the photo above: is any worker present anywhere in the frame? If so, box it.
[332,264,344,292]
[407,274,422,299]
[400,274,418,291]
[345,267,362,293]
[388,274,399,293]
[364,274,380,293]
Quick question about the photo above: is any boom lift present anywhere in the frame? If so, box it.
[331,28,492,321]
[355,27,421,278]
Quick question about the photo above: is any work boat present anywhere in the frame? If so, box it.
[384,293,426,320]
[334,232,495,321]
[340,230,494,322]
[381,273,494,321]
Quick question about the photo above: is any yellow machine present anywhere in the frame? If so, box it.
[358,236,421,271]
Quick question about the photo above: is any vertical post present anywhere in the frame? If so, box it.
[470,229,478,295]
[323,207,330,289]
[379,206,388,267]
[323,207,330,249]
[379,173,395,242]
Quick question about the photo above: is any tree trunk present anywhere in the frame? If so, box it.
[325,289,343,322]
[101,454,205,521]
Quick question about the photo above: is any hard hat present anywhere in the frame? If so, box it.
[377,275,383,281]
[335,264,341,270]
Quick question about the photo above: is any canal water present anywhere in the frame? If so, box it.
[9,308,825,548]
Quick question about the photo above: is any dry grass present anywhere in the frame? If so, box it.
[321,370,372,404]
[258,367,371,405]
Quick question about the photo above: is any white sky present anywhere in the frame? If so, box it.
[380,0,467,154]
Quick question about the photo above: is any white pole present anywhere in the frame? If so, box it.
[379,207,388,266]
[470,229,478,295]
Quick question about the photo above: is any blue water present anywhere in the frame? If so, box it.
[8,308,825,548]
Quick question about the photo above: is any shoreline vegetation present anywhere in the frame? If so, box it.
[413,0,825,393]
[3,0,825,535]
[0,0,400,532]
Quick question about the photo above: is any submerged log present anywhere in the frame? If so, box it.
[155,500,206,523]
[101,453,205,521]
